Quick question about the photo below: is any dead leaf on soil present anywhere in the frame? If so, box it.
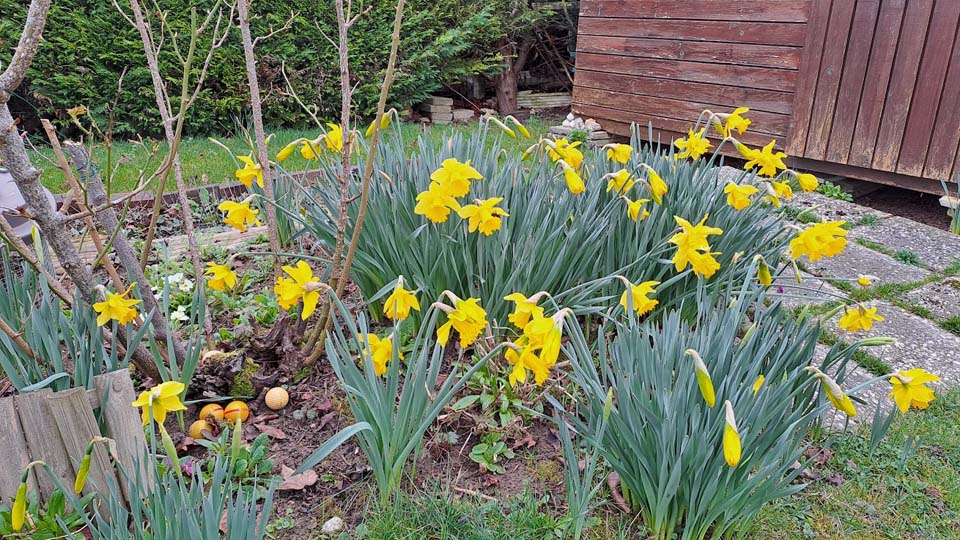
[607,472,631,513]
[255,423,287,439]
[278,465,318,490]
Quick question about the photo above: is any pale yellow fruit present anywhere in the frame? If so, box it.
[189,420,212,439]
[265,387,289,411]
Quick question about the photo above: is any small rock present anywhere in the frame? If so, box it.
[321,517,344,534]
[566,112,575,121]
[584,118,601,131]
[561,119,572,127]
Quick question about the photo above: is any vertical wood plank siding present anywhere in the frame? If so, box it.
[573,0,960,193]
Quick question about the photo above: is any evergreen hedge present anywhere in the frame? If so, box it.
[0,0,521,138]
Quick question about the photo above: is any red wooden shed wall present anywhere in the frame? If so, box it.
[572,0,960,193]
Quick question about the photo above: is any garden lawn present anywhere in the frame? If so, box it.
[345,388,960,540]
[30,117,551,194]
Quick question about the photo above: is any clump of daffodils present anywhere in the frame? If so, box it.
[502,292,571,387]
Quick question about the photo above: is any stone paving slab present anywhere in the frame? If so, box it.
[771,272,843,310]
[803,242,932,286]
[848,216,960,273]
[825,301,960,385]
[788,191,891,223]
[898,278,960,320]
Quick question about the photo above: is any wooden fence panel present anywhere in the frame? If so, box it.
[578,0,811,22]
[785,0,832,155]
[923,35,960,180]
[14,389,74,501]
[577,18,808,46]
[94,370,150,501]
[0,397,37,504]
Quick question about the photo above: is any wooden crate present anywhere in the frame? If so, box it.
[0,369,149,509]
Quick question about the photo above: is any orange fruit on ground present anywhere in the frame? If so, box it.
[189,420,212,439]
[223,401,250,424]
[199,403,225,422]
[265,387,289,411]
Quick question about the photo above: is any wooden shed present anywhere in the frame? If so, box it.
[572,0,960,194]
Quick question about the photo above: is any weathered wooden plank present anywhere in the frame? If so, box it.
[825,0,881,164]
[849,0,907,169]
[14,389,74,501]
[575,52,797,92]
[785,0,833,155]
[577,17,807,47]
[573,87,791,136]
[579,0,811,22]
[788,157,948,195]
[803,0,857,160]
[572,102,779,148]
[94,370,150,502]
[573,70,795,114]
[871,0,935,172]
[47,388,117,511]
[576,35,802,69]
[896,1,960,177]
[0,397,38,505]
[924,34,960,180]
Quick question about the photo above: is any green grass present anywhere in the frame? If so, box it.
[355,490,562,540]
[749,388,960,539]
[855,238,895,257]
[30,118,552,194]
[818,330,892,376]
[941,316,960,337]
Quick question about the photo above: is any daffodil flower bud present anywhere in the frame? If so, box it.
[805,366,857,417]
[723,401,742,467]
[755,255,772,287]
[488,117,517,138]
[74,444,93,494]
[603,387,614,420]
[158,424,182,476]
[12,481,27,531]
[752,374,765,394]
[686,349,716,408]
[858,336,896,347]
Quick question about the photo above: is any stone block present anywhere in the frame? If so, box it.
[430,116,452,125]
[452,108,474,120]
[420,103,452,113]
[429,112,453,121]
[898,278,960,320]
[424,96,453,106]
[848,216,960,272]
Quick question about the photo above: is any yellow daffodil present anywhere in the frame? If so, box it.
[323,123,345,152]
[522,310,569,373]
[561,161,585,195]
[626,198,651,222]
[796,172,819,192]
[838,305,884,332]
[670,215,723,278]
[300,138,323,160]
[606,169,636,194]
[723,182,759,210]
[547,138,584,171]
[771,180,793,202]
[430,158,483,198]
[606,143,632,164]
[686,349,716,408]
[131,381,187,426]
[645,167,668,204]
[723,400,742,467]
[204,262,237,291]
[742,140,787,178]
[753,374,765,394]
[364,111,393,137]
[857,275,874,287]
[505,343,546,386]
[674,127,712,160]
[805,366,856,417]
[889,368,940,412]
[789,221,847,261]
[619,279,660,315]
[503,292,546,330]
[436,293,488,348]
[276,139,301,162]
[720,107,751,138]
[93,283,141,326]
[383,277,420,321]
[235,155,264,189]
[362,333,400,376]
[274,261,324,320]
[415,183,462,223]
[218,200,261,232]
[458,197,509,236]
[756,256,772,287]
